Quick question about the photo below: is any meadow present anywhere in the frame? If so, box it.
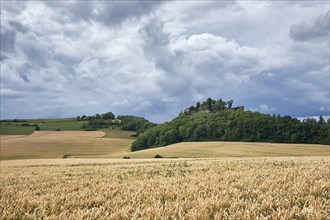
[1,157,329,219]
[0,119,86,135]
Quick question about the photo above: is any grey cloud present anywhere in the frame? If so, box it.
[0,1,27,14]
[1,29,16,53]
[0,1,328,122]
[96,1,162,26]
[44,1,162,26]
[0,53,8,61]
[8,20,28,33]
[43,1,94,23]
[289,10,329,42]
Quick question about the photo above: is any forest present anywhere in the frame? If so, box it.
[131,98,329,151]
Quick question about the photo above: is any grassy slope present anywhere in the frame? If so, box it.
[0,124,35,135]
[0,119,86,135]
[38,121,86,131]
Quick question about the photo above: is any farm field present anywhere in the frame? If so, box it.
[0,119,86,135]
[101,129,136,139]
[114,141,330,159]
[0,124,36,135]
[0,131,133,160]
[1,130,329,160]
[1,157,329,219]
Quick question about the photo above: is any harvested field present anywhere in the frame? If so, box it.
[0,157,329,219]
[1,131,328,160]
[117,141,330,158]
[0,131,133,160]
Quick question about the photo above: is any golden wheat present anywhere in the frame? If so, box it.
[1,157,329,219]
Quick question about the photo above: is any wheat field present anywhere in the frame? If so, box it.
[1,131,328,160]
[0,131,133,160]
[1,157,329,219]
[124,141,330,158]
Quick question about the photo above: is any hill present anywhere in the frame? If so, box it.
[131,98,329,151]
[0,130,134,160]
[0,114,156,135]
[125,142,329,158]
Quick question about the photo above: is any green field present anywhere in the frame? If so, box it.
[37,120,86,131]
[0,119,86,135]
[0,124,36,135]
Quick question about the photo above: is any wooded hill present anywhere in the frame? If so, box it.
[76,112,156,134]
[131,98,329,151]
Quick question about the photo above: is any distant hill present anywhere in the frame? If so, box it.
[131,98,329,151]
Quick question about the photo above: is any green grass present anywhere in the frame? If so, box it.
[0,124,35,135]
[38,121,86,131]
[0,119,87,135]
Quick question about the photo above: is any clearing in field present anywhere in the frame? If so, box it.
[0,157,328,219]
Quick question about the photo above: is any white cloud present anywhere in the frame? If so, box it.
[0,1,329,122]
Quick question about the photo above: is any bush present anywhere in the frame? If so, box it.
[54,128,61,131]
[154,154,163,158]
[123,156,130,159]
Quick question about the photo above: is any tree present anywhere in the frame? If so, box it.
[227,100,233,109]
[195,102,201,111]
[102,112,115,120]
[206,97,213,110]
[215,99,226,111]
[188,106,195,113]
[76,116,81,121]
[318,116,326,125]
[130,98,327,152]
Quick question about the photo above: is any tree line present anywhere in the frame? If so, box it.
[77,112,156,132]
[131,98,329,151]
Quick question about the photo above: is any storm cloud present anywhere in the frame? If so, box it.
[0,1,329,122]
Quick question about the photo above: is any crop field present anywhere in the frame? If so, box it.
[1,131,329,160]
[101,129,136,139]
[120,141,330,159]
[0,131,133,160]
[1,157,329,219]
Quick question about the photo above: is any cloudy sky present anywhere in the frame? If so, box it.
[1,1,329,123]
